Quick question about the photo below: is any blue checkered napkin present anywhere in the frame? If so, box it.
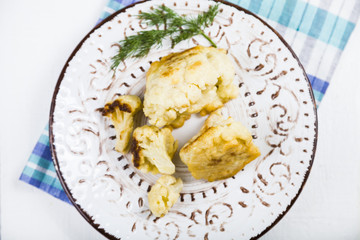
[235,0,360,106]
[20,0,360,203]
[19,124,72,204]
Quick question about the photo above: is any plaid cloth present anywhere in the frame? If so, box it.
[20,0,360,204]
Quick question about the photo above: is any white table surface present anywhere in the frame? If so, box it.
[1,0,359,239]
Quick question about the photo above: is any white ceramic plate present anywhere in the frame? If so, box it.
[50,0,318,239]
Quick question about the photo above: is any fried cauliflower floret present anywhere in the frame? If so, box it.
[101,95,142,153]
[131,126,178,175]
[179,109,261,182]
[148,175,183,217]
[143,45,238,128]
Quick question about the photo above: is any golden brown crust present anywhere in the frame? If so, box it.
[100,100,132,116]
[143,45,238,128]
[130,139,141,168]
[180,110,261,182]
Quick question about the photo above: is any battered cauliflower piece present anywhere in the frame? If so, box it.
[179,109,261,182]
[101,95,142,153]
[144,45,238,128]
[148,175,183,217]
[131,126,178,175]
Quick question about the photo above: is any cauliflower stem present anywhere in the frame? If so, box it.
[148,175,183,217]
[101,95,142,154]
[132,126,178,175]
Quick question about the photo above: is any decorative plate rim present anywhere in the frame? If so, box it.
[49,0,318,239]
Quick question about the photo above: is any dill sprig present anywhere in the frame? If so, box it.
[111,4,219,70]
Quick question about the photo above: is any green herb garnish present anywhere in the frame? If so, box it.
[111,4,219,70]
